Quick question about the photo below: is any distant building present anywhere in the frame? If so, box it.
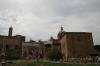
[0,27,25,60]
[0,26,98,60]
[57,26,97,59]
[47,37,61,50]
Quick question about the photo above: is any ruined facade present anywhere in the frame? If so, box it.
[22,41,44,59]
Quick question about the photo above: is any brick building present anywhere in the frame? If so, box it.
[57,27,97,59]
[0,27,25,59]
[0,26,98,60]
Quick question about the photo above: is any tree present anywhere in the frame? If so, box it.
[48,49,63,61]
[94,45,100,52]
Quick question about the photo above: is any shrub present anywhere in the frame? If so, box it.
[48,49,63,61]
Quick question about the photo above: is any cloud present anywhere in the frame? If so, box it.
[0,0,100,44]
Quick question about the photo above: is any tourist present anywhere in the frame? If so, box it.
[97,56,100,64]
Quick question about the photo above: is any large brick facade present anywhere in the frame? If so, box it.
[58,27,97,59]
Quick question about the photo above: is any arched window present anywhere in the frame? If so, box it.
[15,45,18,49]
[6,45,9,49]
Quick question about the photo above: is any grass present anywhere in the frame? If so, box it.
[2,60,99,66]
[10,61,100,66]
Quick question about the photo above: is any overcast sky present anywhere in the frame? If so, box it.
[0,0,100,44]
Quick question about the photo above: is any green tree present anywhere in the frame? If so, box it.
[48,49,63,61]
[95,45,100,52]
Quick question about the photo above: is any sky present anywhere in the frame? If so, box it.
[0,0,100,45]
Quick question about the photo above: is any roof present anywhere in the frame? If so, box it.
[65,32,92,34]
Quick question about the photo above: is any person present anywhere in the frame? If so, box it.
[97,56,100,64]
